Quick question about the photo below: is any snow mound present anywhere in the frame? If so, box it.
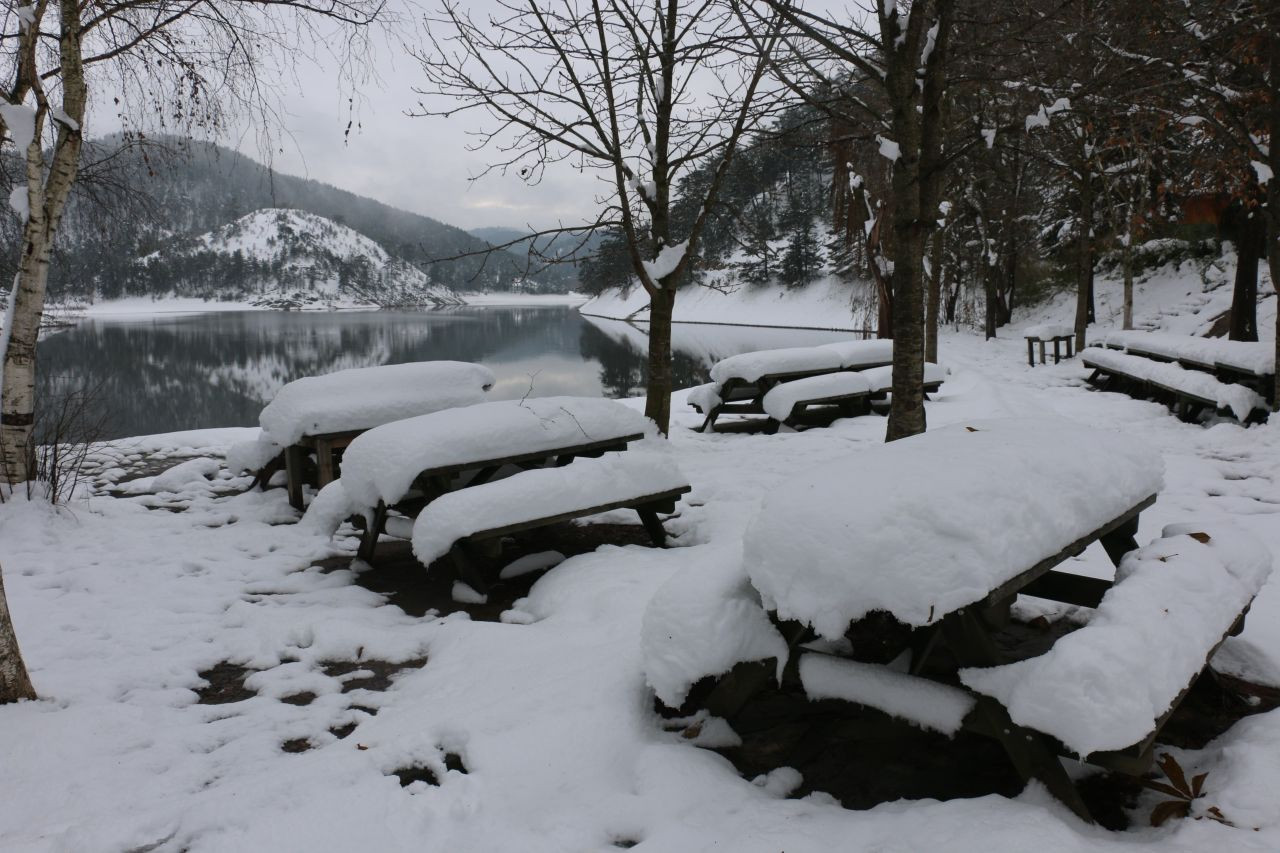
[340,396,652,509]
[817,338,894,368]
[410,450,688,567]
[1023,324,1073,339]
[258,361,495,448]
[641,549,787,708]
[686,383,722,413]
[761,373,871,421]
[744,418,1164,637]
[961,523,1271,756]
[800,654,975,736]
[225,433,283,474]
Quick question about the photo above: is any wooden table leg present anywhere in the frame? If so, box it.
[285,445,307,510]
[1053,338,1062,364]
[1027,339,1035,367]
[1067,337,1075,358]
[637,507,668,546]
[315,438,336,487]
[1038,340,1047,365]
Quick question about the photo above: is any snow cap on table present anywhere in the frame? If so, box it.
[1023,324,1073,339]
[225,433,283,474]
[817,338,894,369]
[708,346,843,385]
[857,363,946,394]
[1083,349,1264,420]
[960,523,1271,756]
[409,450,687,567]
[258,360,495,447]
[685,383,722,413]
[761,372,871,422]
[340,396,653,509]
[641,549,787,708]
[1095,329,1275,376]
[799,654,975,736]
[743,418,1164,638]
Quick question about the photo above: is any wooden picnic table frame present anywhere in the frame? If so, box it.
[282,428,365,510]
[695,361,894,433]
[1025,333,1075,367]
[700,493,1158,823]
[354,432,646,563]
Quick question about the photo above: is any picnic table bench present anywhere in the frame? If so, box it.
[227,361,495,509]
[1023,324,1075,366]
[1092,330,1276,407]
[688,340,897,432]
[1082,348,1266,423]
[641,418,1271,823]
[305,396,689,589]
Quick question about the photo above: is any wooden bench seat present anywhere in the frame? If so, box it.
[395,451,691,592]
[759,373,872,432]
[1083,349,1266,422]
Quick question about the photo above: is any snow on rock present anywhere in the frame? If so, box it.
[258,360,495,448]
[858,362,947,393]
[225,433,283,474]
[1083,348,1265,420]
[410,450,688,567]
[960,524,1271,756]
[686,383,722,413]
[151,457,221,493]
[340,396,652,509]
[817,338,894,368]
[1023,324,1073,339]
[744,418,1164,637]
[709,346,843,385]
[800,654,975,736]
[641,547,787,708]
[761,373,871,422]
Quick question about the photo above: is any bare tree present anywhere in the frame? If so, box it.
[413,0,781,434]
[753,0,953,441]
[0,0,386,702]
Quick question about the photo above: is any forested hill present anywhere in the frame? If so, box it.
[1,137,565,300]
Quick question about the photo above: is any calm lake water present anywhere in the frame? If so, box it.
[37,305,855,440]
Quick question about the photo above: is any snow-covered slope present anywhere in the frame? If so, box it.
[579,275,873,331]
[136,209,463,310]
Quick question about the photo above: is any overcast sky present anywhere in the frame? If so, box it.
[225,4,607,235]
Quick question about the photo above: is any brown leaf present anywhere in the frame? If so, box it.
[1158,753,1191,796]
[1151,799,1190,827]
[964,426,979,432]
[1188,532,1211,544]
[1140,780,1187,799]
[356,743,369,751]
[682,723,703,740]
[1191,772,1208,798]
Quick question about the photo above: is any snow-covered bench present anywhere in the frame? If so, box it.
[643,418,1261,822]
[857,363,947,401]
[401,451,690,592]
[302,396,653,563]
[758,373,872,432]
[1082,348,1266,423]
[1023,324,1075,367]
[690,340,894,432]
[1092,330,1275,406]
[227,361,495,509]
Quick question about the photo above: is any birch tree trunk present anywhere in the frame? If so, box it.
[1,0,87,486]
[0,563,36,703]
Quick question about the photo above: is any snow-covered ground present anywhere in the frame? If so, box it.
[4,256,1280,851]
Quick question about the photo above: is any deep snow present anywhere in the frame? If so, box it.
[3,257,1280,851]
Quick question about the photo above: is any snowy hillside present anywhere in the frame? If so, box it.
[133,209,464,310]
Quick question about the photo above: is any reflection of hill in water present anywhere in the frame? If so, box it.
[38,307,641,439]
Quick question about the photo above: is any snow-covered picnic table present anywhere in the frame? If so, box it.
[690,339,902,432]
[1023,324,1075,366]
[227,360,495,508]
[306,396,689,590]
[642,418,1270,822]
[1092,329,1275,406]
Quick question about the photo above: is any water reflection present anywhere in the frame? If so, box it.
[37,306,862,439]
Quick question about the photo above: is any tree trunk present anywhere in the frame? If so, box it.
[0,564,36,703]
[1122,233,1134,330]
[1074,163,1094,350]
[1268,21,1280,410]
[643,286,675,434]
[1228,213,1261,342]
[926,230,943,363]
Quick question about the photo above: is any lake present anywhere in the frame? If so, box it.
[37,305,856,440]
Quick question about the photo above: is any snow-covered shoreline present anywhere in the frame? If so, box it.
[578,277,872,331]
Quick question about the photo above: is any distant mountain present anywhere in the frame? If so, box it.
[1,137,574,300]
[469,225,607,291]
[135,209,463,309]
